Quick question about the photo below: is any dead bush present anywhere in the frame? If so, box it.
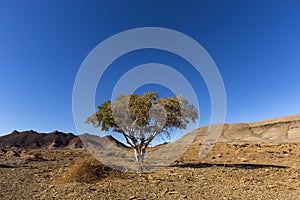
[58,158,122,183]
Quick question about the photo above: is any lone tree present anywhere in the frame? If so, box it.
[86,92,198,172]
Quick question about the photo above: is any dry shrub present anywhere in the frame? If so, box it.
[59,158,121,183]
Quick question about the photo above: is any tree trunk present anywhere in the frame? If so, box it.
[134,146,146,173]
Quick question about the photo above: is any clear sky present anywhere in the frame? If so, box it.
[0,0,300,136]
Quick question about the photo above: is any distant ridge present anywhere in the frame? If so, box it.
[0,130,130,150]
[80,133,129,149]
[0,130,83,149]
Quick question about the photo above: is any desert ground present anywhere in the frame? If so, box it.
[1,115,300,199]
[1,142,300,200]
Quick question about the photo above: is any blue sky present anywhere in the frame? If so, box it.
[0,0,300,136]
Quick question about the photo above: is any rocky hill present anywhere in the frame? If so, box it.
[0,130,83,149]
[0,130,129,150]
[193,114,300,144]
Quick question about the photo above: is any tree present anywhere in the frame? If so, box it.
[86,91,198,172]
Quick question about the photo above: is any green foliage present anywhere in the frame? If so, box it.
[86,92,197,135]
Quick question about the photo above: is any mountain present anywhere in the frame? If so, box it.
[0,130,129,150]
[0,130,83,149]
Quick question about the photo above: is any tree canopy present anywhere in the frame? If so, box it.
[86,91,198,171]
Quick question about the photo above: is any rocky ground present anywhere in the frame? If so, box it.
[1,142,300,200]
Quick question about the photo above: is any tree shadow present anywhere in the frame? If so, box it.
[0,164,15,168]
[172,163,288,169]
